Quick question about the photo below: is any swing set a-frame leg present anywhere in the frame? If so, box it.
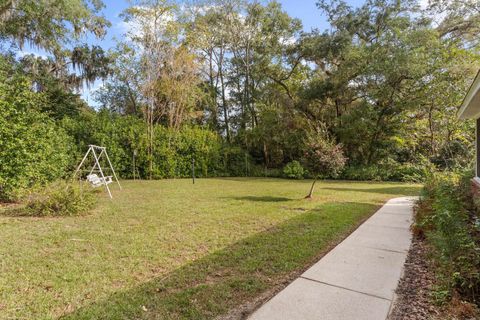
[73,147,92,179]
[88,149,104,175]
[104,150,122,190]
[91,147,113,199]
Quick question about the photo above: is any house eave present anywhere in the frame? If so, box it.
[458,70,480,120]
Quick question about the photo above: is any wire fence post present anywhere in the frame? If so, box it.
[192,158,195,184]
[133,150,137,180]
[245,153,249,177]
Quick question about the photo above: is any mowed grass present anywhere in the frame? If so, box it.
[0,178,420,319]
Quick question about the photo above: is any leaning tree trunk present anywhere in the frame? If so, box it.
[305,177,317,199]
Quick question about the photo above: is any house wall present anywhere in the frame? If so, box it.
[477,118,480,177]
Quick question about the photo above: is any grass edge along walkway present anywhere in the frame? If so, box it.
[249,197,416,320]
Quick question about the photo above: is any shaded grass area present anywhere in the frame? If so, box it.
[0,178,421,319]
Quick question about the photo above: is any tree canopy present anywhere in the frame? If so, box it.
[1,0,480,199]
[0,0,109,53]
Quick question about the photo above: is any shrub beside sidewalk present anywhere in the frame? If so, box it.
[414,171,480,318]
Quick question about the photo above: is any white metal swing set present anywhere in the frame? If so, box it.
[73,145,122,199]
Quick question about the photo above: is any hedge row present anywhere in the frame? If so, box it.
[0,73,73,201]
[0,104,257,200]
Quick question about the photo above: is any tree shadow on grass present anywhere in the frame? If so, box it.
[323,185,421,196]
[226,196,294,202]
[61,201,378,320]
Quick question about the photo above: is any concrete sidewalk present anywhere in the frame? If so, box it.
[249,197,416,320]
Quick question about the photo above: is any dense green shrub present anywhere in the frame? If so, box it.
[249,166,282,178]
[61,110,146,178]
[341,159,434,182]
[61,111,224,179]
[415,171,480,305]
[395,162,431,182]
[163,126,222,178]
[341,165,383,181]
[218,146,251,177]
[0,70,73,201]
[6,181,97,217]
[283,161,305,179]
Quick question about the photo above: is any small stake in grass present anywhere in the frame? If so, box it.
[192,158,195,184]
[132,152,135,180]
[133,149,137,180]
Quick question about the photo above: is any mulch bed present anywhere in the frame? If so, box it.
[389,235,440,320]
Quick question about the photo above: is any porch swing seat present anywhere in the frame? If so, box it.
[87,174,113,188]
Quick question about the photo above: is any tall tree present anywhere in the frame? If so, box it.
[120,0,205,177]
[0,0,109,54]
[298,0,479,168]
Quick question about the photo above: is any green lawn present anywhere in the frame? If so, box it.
[0,178,420,319]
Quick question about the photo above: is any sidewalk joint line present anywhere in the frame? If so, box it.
[376,212,412,216]
[363,246,406,254]
[344,244,407,254]
[299,276,392,302]
[361,223,411,231]
[363,223,410,230]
